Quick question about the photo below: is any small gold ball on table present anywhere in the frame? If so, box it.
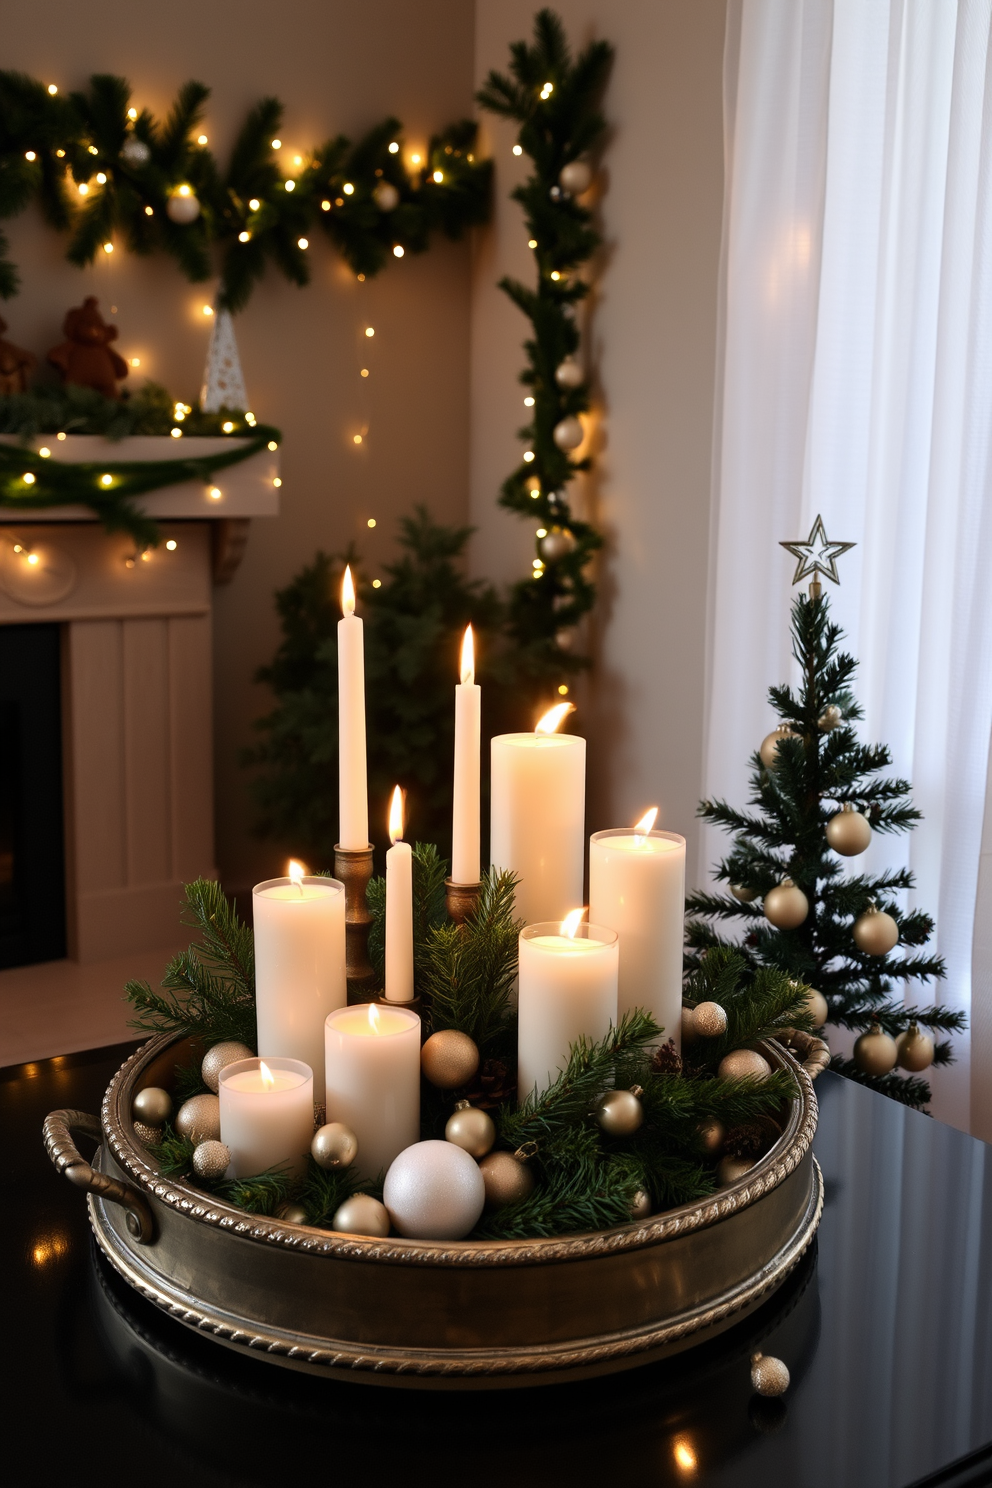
[595,1087,644,1136]
[276,1203,309,1226]
[692,1001,728,1038]
[479,1150,536,1210]
[825,804,873,856]
[764,879,809,929]
[759,725,800,769]
[697,1118,725,1153]
[311,1122,358,1170]
[132,1121,162,1148]
[332,1193,391,1237]
[201,1040,254,1093]
[853,905,899,956]
[717,1049,771,1081]
[854,1023,898,1076]
[896,1024,934,1072]
[751,1351,790,1396]
[174,1093,221,1145]
[629,1188,652,1220]
[717,1155,755,1185]
[133,1086,172,1127]
[445,1101,495,1159]
[420,1029,480,1090]
[192,1139,231,1180]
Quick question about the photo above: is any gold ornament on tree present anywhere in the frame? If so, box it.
[539,527,577,561]
[680,1006,698,1044]
[554,356,584,388]
[854,1023,898,1076]
[558,159,592,195]
[764,879,809,929]
[896,1024,935,1071]
[373,180,400,211]
[803,987,829,1028]
[311,1122,358,1170]
[853,903,899,956]
[595,1086,644,1136]
[420,1029,480,1090]
[166,185,201,223]
[780,514,855,589]
[445,1101,496,1159]
[730,883,758,902]
[759,725,800,769]
[826,803,872,856]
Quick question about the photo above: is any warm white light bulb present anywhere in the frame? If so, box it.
[197,134,208,145]
[513,145,523,156]
[239,230,250,242]
[100,473,113,486]
[297,236,308,248]
[365,326,374,337]
[249,198,260,210]
[392,244,404,257]
[22,472,36,485]
[432,169,443,183]
[49,85,59,96]
[271,138,282,149]
[388,141,399,153]
[166,539,177,550]
[343,182,354,195]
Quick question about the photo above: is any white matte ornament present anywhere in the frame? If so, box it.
[373,181,400,211]
[331,1193,390,1237]
[853,906,899,956]
[751,1352,790,1397]
[896,1025,935,1072]
[555,357,584,388]
[383,1139,486,1240]
[120,136,151,167]
[764,880,809,929]
[175,1093,221,1144]
[759,726,800,769]
[854,1025,898,1076]
[717,1049,771,1082]
[558,159,592,195]
[201,1041,254,1093]
[692,1001,728,1038]
[192,1139,231,1180]
[166,190,201,224]
[552,415,584,450]
[826,805,872,856]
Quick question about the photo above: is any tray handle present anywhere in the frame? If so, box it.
[43,1108,154,1244]
[775,1028,831,1080]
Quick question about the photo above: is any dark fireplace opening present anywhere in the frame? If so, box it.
[0,624,66,969]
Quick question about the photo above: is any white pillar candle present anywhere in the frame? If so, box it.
[451,624,481,885]
[219,1056,313,1179]
[253,865,346,1093]
[325,1003,421,1178]
[517,913,619,1103]
[589,813,686,1050]
[490,704,586,925]
[338,565,369,850]
[385,785,414,1002]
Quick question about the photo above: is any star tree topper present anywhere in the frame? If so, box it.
[780,514,855,587]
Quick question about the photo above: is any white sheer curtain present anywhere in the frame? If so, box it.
[706,0,992,1131]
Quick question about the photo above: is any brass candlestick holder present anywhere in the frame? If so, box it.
[445,878,482,926]
[334,844,377,1002]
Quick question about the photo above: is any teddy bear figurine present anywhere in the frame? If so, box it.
[0,317,36,395]
[47,296,129,399]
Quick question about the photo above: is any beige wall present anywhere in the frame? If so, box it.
[470,0,727,879]
[1,0,476,890]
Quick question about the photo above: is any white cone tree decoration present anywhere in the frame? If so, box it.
[200,307,248,413]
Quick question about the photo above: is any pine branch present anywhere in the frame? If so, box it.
[419,868,521,1052]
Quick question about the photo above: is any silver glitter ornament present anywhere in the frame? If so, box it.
[764,879,809,929]
[445,1101,496,1159]
[717,1155,755,1185]
[692,1001,728,1038]
[192,1139,231,1180]
[854,1024,898,1076]
[311,1122,359,1170]
[332,1194,390,1237]
[201,1040,254,1093]
[174,1093,221,1144]
[718,1049,771,1082]
[751,1352,790,1396]
[759,725,800,769]
[896,1024,934,1072]
[420,1028,480,1090]
[479,1149,536,1210]
[826,804,872,856]
[595,1086,644,1136]
[853,905,899,956]
[133,1086,172,1127]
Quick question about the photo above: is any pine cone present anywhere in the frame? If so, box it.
[461,1057,516,1111]
[723,1122,767,1160]
[650,1039,682,1075]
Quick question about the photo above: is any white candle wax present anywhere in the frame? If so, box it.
[490,732,586,924]
[325,1003,421,1178]
[338,567,369,850]
[589,829,686,1049]
[517,921,618,1103]
[253,875,346,1092]
[385,838,414,1002]
[451,627,481,884]
[219,1056,314,1178]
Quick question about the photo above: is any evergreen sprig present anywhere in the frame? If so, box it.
[418,868,521,1053]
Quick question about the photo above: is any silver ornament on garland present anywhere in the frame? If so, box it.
[854,1023,898,1076]
[896,1024,934,1072]
[192,1139,231,1180]
[717,1049,771,1082]
[554,356,584,388]
[558,159,592,195]
[311,1122,358,1170]
[445,1101,496,1159]
[420,1029,480,1090]
[373,180,400,211]
[751,1352,790,1397]
[201,1040,254,1093]
[595,1086,644,1136]
[174,1093,221,1145]
[629,1188,652,1220]
[764,879,809,929]
[692,1001,728,1038]
[853,903,899,956]
[539,527,577,562]
[120,136,151,168]
[132,1086,172,1127]
[552,414,584,450]
[818,704,843,731]
[332,1193,390,1237]
[383,1140,486,1240]
[826,803,872,856]
[276,1203,309,1226]
[479,1149,536,1210]
[730,883,758,902]
[717,1155,755,1185]
[759,725,800,769]
[166,187,201,224]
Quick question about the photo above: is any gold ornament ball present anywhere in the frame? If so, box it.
[764,880,809,929]
[693,1001,728,1038]
[731,883,758,902]
[555,357,584,389]
[697,1118,725,1154]
[276,1203,309,1226]
[751,1352,790,1397]
[558,159,593,195]
[826,805,873,857]
[759,725,799,769]
[818,704,843,731]
[854,1025,898,1076]
[332,1193,391,1237]
[853,907,899,956]
[133,1086,172,1127]
[174,1093,221,1145]
[373,180,400,211]
[420,1029,480,1090]
[192,1139,231,1180]
[896,1024,935,1072]
[479,1151,536,1210]
[552,414,584,451]
[311,1122,359,1170]
[805,988,829,1028]
[629,1188,652,1220]
[717,1155,755,1185]
[445,1101,496,1159]
[132,1120,161,1148]
[595,1087,644,1136]
[540,527,577,562]
[718,1048,772,1082]
[681,1006,698,1044]
[201,1040,254,1093]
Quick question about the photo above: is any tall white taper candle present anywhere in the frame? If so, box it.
[385,785,414,1002]
[337,565,369,849]
[452,624,481,885]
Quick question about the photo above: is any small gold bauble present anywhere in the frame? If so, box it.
[276,1203,309,1226]
[132,1120,162,1148]
[133,1086,172,1127]
[479,1150,536,1210]
[730,883,758,902]
[825,805,873,857]
[717,1155,755,1185]
[759,725,800,769]
[764,879,809,929]
[311,1122,359,1170]
[692,1001,728,1038]
[201,1040,254,1093]
[629,1188,652,1220]
[174,1093,221,1145]
[192,1139,231,1180]
[718,1049,771,1082]
[751,1352,790,1396]
[854,1024,898,1076]
[539,527,577,562]
[818,704,842,731]
[558,159,593,195]
[853,906,899,956]
[555,356,585,388]
[896,1024,935,1072]
[595,1087,644,1136]
[805,988,829,1028]
[420,1029,480,1090]
[681,1006,698,1044]
[332,1193,391,1237]
[697,1118,725,1153]
[445,1101,496,1159]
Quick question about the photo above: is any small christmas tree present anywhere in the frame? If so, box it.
[685,518,965,1111]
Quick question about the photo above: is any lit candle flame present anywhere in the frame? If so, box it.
[633,807,658,841]
[535,701,575,734]
[460,624,475,685]
[259,1060,276,1090]
[341,564,356,617]
[368,1001,381,1033]
[388,785,404,844]
[560,907,586,939]
[288,859,305,894]
[672,1436,697,1473]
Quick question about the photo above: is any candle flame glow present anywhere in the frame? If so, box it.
[672,1436,697,1473]
[535,701,574,734]
[634,807,658,835]
[560,907,586,939]
[388,785,404,844]
[288,859,305,883]
[259,1060,276,1090]
[368,1001,381,1032]
[460,624,475,685]
[341,564,356,617]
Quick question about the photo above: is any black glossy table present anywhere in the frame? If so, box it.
[5,1045,992,1488]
